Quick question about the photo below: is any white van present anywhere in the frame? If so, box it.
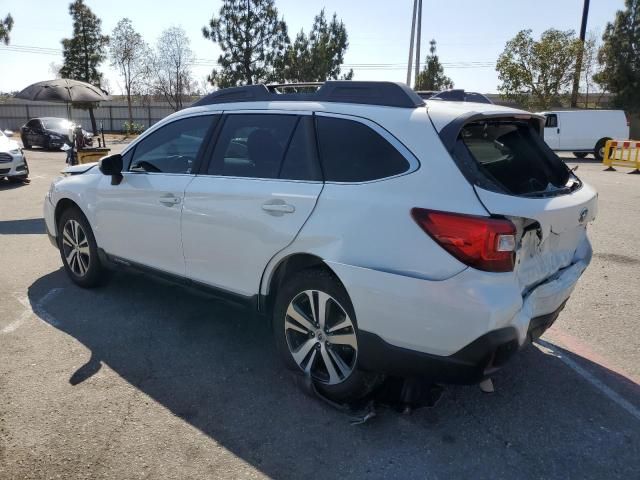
[539,110,629,160]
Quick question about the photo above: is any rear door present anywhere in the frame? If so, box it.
[450,117,597,292]
[182,112,323,297]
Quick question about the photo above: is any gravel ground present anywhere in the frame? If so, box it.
[0,147,638,479]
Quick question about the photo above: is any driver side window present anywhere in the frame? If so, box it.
[128,115,216,174]
[544,114,557,128]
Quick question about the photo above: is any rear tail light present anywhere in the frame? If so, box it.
[625,111,631,127]
[411,208,516,272]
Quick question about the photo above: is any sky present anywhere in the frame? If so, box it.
[0,0,627,95]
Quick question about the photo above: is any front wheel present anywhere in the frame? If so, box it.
[272,269,382,402]
[57,207,105,288]
[21,136,31,149]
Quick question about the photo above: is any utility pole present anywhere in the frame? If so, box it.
[571,0,590,108]
[414,0,423,87]
[406,0,418,86]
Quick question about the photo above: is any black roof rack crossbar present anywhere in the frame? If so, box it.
[191,81,425,109]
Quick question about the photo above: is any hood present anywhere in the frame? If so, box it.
[0,135,20,152]
[62,162,98,174]
[46,127,71,136]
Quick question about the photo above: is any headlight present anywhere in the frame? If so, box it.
[9,148,21,154]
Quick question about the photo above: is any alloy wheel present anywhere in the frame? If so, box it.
[284,290,358,385]
[61,219,90,277]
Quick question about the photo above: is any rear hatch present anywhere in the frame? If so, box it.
[431,109,597,293]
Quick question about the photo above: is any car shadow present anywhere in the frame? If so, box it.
[27,268,639,479]
[0,178,29,190]
[0,217,46,234]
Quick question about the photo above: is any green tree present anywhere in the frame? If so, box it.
[594,0,640,112]
[109,18,149,124]
[414,40,453,91]
[279,9,353,82]
[202,0,289,88]
[496,29,582,110]
[0,13,13,45]
[60,0,109,133]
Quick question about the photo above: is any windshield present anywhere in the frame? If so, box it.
[454,120,575,196]
[42,119,73,130]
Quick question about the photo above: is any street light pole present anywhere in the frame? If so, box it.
[406,0,418,86]
[571,0,591,108]
[414,0,423,87]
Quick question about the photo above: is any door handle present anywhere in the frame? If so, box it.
[557,128,560,134]
[159,194,181,207]
[262,201,295,215]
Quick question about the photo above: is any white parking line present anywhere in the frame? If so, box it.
[1,288,64,334]
[1,295,32,334]
[537,339,640,422]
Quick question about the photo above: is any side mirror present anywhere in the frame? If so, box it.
[99,154,123,185]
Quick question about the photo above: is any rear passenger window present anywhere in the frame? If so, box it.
[208,114,298,179]
[315,117,410,182]
[279,117,321,181]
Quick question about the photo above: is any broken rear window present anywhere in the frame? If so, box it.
[453,120,574,196]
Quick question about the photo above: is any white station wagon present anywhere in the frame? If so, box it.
[44,82,596,401]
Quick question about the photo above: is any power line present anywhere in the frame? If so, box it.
[0,44,496,70]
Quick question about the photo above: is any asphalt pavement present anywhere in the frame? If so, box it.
[0,146,638,479]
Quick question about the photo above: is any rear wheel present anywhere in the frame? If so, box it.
[57,207,105,288]
[594,138,610,162]
[273,269,382,402]
[573,152,588,158]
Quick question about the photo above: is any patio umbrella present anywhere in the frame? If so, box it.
[15,78,110,148]
[15,78,109,103]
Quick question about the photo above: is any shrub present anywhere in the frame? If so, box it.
[122,121,145,135]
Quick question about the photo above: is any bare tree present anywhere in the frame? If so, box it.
[151,26,194,111]
[580,31,599,108]
[48,62,62,78]
[109,18,149,124]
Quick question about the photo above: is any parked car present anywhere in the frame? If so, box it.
[0,129,29,182]
[43,82,596,401]
[420,89,493,104]
[539,110,629,161]
[20,117,93,150]
[415,90,439,100]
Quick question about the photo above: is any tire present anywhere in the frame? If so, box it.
[57,206,105,288]
[272,268,382,402]
[573,152,588,158]
[21,136,31,149]
[594,138,610,162]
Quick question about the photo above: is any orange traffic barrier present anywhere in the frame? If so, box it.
[603,140,640,173]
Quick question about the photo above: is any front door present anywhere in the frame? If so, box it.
[94,114,217,276]
[182,113,323,297]
[543,114,560,150]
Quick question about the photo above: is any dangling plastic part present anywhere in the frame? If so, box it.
[293,372,377,425]
[479,378,495,393]
[294,372,443,424]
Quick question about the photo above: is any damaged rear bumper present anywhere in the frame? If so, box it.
[358,302,565,384]
[357,254,588,384]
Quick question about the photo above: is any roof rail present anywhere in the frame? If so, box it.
[192,81,425,109]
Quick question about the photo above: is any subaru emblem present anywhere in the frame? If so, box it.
[578,208,589,224]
